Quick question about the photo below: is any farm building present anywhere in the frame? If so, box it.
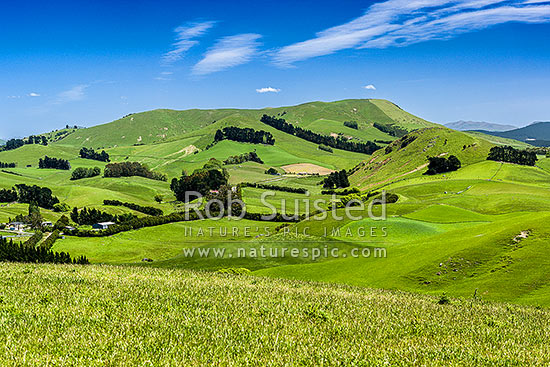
[92,222,116,230]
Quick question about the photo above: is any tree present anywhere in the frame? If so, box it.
[425,155,461,175]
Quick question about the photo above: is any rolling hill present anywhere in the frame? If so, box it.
[2,98,550,308]
[445,120,517,132]
[477,121,550,146]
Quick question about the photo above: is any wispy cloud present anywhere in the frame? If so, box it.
[364,84,376,90]
[273,0,550,66]
[192,34,262,75]
[256,87,281,93]
[162,21,216,65]
[56,84,89,104]
[28,92,40,97]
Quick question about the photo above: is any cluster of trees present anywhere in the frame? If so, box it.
[240,182,308,194]
[321,187,360,195]
[260,115,379,155]
[104,162,167,181]
[27,135,48,145]
[487,146,538,166]
[39,156,71,170]
[223,151,264,165]
[70,207,137,225]
[318,144,333,153]
[214,127,275,145]
[344,121,358,129]
[0,188,18,202]
[373,122,409,138]
[14,184,59,209]
[103,200,163,216]
[0,237,89,264]
[71,167,101,180]
[321,170,350,189]
[425,155,461,175]
[79,147,110,162]
[265,167,279,175]
[171,161,229,202]
[0,162,16,168]
[2,139,25,151]
[243,212,302,222]
[71,207,113,225]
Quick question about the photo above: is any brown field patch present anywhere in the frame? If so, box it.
[281,163,335,175]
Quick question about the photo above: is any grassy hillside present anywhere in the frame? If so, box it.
[464,131,534,149]
[350,127,493,190]
[1,263,549,366]
[56,99,434,150]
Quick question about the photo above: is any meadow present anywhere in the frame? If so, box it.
[1,263,549,366]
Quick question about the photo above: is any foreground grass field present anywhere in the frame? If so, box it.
[1,263,549,366]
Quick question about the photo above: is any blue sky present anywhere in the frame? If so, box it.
[1,0,550,139]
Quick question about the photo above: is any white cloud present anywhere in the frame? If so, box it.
[364,84,376,90]
[256,87,281,93]
[192,34,262,75]
[56,84,88,103]
[273,0,550,66]
[28,92,40,97]
[162,21,216,65]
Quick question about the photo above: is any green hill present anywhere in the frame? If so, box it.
[477,121,550,147]
[57,99,438,149]
[350,127,493,190]
[1,263,548,366]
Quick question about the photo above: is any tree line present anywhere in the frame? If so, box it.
[223,151,264,165]
[214,127,275,145]
[373,122,409,138]
[71,167,101,180]
[0,162,16,168]
[0,237,89,265]
[103,200,163,216]
[260,115,380,155]
[79,147,110,162]
[10,184,59,209]
[39,156,71,170]
[0,136,48,152]
[487,146,538,166]
[104,162,167,181]
[240,182,308,194]
[70,207,137,226]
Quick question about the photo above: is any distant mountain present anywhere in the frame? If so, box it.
[477,121,550,147]
[445,120,517,132]
[0,139,5,146]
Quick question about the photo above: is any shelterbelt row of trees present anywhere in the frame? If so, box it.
[487,146,538,166]
[214,127,275,145]
[260,115,380,154]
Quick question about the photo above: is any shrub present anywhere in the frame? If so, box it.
[265,168,279,175]
[343,121,358,129]
[154,194,163,203]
